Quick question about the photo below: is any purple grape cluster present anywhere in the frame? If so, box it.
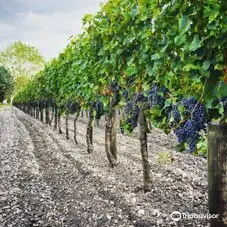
[123,90,129,102]
[112,93,120,107]
[147,85,167,108]
[70,102,79,114]
[135,92,147,103]
[65,100,79,114]
[172,97,207,152]
[125,101,139,131]
[95,99,104,120]
[172,104,181,123]
[109,81,120,107]
[123,93,145,133]
[109,81,119,93]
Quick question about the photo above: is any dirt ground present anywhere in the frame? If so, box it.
[0,106,209,226]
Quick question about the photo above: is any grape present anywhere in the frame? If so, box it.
[109,81,120,107]
[175,127,187,143]
[123,86,166,133]
[109,81,119,93]
[126,77,135,86]
[70,102,78,114]
[66,100,71,109]
[124,99,140,132]
[125,103,139,131]
[165,104,172,123]
[125,102,132,115]
[95,99,104,120]
[135,92,147,103]
[38,100,44,110]
[112,92,120,107]
[147,85,166,108]
[188,134,199,152]
[172,97,208,152]
[172,104,181,123]
[181,97,197,116]
[160,87,169,95]
[123,90,129,102]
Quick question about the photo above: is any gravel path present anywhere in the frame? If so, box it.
[0,106,209,226]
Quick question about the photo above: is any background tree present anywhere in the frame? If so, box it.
[0,66,14,103]
[0,41,45,93]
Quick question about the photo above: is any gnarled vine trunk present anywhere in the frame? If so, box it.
[86,107,94,154]
[66,112,69,139]
[105,105,117,168]
[33,107,35,118]
[54,107,58,130]
[139,104,152,192]
[49,107,54,126]
[36,107,39,120]
[58,112,62,134]
[74,111,80,144]
[45,107,49,125]
[40,109,44,122]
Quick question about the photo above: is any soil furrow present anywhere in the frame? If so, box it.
[0,106,209,226]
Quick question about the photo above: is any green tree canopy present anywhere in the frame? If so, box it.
[0,66,14,102]
[0,41,45,93]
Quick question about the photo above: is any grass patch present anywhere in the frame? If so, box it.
[0,103,12,109]
[157,151,174,164]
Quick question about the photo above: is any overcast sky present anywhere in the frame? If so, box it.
[0,0,106,60]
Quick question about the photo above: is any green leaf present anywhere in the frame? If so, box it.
[190,35,201,51]
[203,6,212,18]
[183,64,200,71]
[218,83,227,98]
[179,15,191,33]
[131,7,139,19]
[203,60,210,71]
[150,105,162,117]
[174,34,186,46]
[125,64,138,76]
[176,143,186,152]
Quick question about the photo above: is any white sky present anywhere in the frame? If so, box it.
[0,0,106,60]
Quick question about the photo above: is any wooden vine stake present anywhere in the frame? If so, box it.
[139,104,152,192]
[208,105,227,226]
[208,51,227,226]
[105,104,117,168]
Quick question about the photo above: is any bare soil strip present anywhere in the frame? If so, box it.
[0,106,208,226]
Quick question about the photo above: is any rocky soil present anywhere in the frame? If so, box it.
[0,106,209,227]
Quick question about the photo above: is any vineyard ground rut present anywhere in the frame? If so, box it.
[0,106,209,227]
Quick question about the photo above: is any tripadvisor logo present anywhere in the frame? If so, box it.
[170,211,219,221]
[171,211,182,221]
